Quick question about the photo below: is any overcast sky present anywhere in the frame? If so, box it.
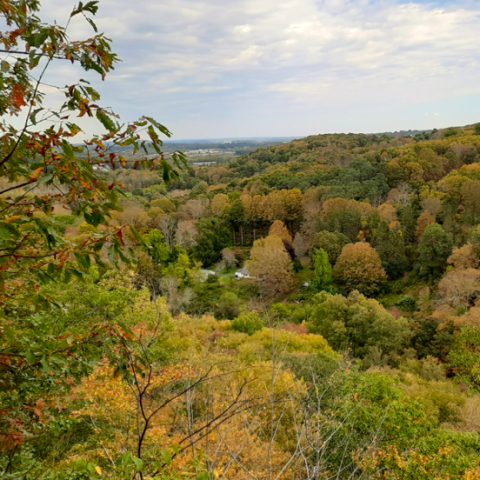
[35,0,480,139]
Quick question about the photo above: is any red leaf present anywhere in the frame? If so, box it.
[117,229,125,246]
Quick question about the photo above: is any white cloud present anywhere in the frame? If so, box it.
[7,0,480,138]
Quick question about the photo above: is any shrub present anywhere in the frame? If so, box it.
[232,312,264,335]
[396,295,418,313]
[216,292,241,319]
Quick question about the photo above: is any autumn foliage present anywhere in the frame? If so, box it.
[333,242,387,296]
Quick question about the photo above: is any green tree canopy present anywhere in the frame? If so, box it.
[417,223,453,279]
[311,249,334,293]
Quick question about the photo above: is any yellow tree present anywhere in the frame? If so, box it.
[211,193,229,217]
[268,220,293,243]
[246,236,296,297]
[333,243,387,296]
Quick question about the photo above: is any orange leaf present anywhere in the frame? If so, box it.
[10,85,27,110]
[29,167,44,182]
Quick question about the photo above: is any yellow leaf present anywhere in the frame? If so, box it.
[95,466,102,475]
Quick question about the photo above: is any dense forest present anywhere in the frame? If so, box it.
[3,1,480,480]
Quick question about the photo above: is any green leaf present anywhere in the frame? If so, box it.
[129,226,146,246]
[71,269,85,280]
[85,16,98,32]
[29,108,43,125]
[40,357,51,373]
[33,30,49,48]
[83,1,99,14]
[37,173,54,184]
[74,252,91,270]
[29,51,41,69]
[108,245,117,267]
[76,458,88,472]
[0,225,11,240]
[71,1,99,16]
[64,269,72,283]
[161,451,172,465]
[1,60,10,73]
[25,351,37,365]
[62,140,75,160]
[133,457,143,472]
[96,109,116,132]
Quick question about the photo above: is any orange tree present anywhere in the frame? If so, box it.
[0,0,186,470]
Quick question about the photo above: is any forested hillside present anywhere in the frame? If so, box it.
[3,1,480,479]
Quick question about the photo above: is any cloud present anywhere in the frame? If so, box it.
[10,0,480,138]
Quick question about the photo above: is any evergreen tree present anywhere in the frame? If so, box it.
[191,218,232,267]
[312,249,334,292]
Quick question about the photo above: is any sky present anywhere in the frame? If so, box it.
[23,0,480,139]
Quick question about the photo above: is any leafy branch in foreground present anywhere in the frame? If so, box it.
[0,0,188,313]
[0,0,187,470]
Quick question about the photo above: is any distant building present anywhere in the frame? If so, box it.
[235,267,252,280]
[199,269,217,282]
[192,162,217,167]
[92,165,111,172]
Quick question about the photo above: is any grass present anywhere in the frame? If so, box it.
[219,275,235,285]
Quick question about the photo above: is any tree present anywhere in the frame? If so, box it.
[134,229,198,301]
[292,233,308,258]
[448,326,480,391]
[461,180,480,223]
[438,269,480,309]
[378,203,398,223]
[211,193,229,217]
[150,197,177,213]
[448,244,480,270]
[157,216,177,249]
[191,218,232,267]
[231,312,264,335]
[333,243,387,296]
[311,249,333,293]
[216,292,241,319]
[268,219,292,242]
[310,291,412,358]
[421,197,443,218]
[222,198,246,244]
[311,230,350,265]
[415,210,436,241]
[320,198,371,242]
[175,220,198,249]
[417,224,453,279]
[246,235,295,297]
[181,198,208,220]
[399,204,418,245]
[222,248,238,272]
[375,221,408,279]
